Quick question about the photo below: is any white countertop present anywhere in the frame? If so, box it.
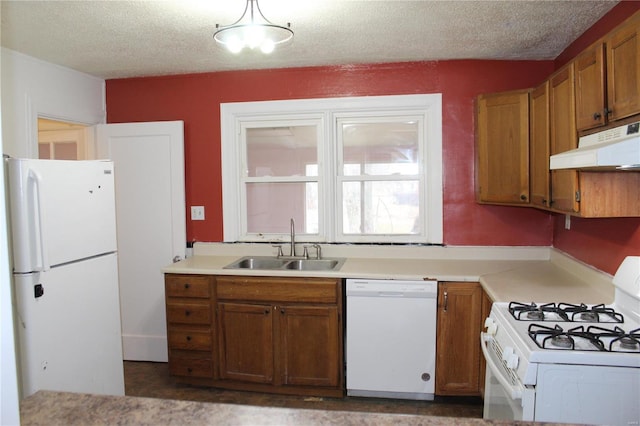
[163,243,614,304]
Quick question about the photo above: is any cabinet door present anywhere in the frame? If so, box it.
[278,305,341,387]
[529,82,551,209]
[476,90,530,204]
[217,302,274,384]
[435,282,482,396]
[549,64,580,213]
[606,20,640,121]
[575,43,607,131]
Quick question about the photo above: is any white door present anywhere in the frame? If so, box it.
[96,121,185,362]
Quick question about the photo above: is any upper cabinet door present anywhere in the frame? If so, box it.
[549,64,580,214]
[476,90,530,205]
[575,43,607,131]
[606,18,640,122]
[529,82,551,209]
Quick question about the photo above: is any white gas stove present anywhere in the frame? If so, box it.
[481,256,640,425]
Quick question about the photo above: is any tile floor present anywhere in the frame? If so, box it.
[124,361,483,418]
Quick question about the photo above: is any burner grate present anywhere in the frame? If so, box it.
[508,301,625,323]
[528,324,606,351]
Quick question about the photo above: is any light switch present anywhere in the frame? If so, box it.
[191,206,205,221]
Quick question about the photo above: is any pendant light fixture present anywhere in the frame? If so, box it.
[214,0,293,54]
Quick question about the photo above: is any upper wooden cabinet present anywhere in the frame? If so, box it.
[575,43,607,131]
[476,90,530,205]
[606,16,640,122]
[549,64,580,214]
[575,14,640,131]
[529,82,551,209]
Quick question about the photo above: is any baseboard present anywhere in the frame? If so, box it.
[122,334,168,362]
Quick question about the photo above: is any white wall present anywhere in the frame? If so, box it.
[0,49,105,419]
[1,48,105,158]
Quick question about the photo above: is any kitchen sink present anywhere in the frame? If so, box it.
[284,259,342,271]
[223,256,345,271]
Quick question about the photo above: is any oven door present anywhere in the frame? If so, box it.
[481,332,534,421]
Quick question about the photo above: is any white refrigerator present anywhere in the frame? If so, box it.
[7,158,125,397]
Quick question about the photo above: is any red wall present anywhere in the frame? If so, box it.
[551,2,640,274]
[106,3,640,274]
[107,60,553,246]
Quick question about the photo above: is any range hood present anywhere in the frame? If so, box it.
[549,121,640,170]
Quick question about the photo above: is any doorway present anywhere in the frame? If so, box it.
[37,118,90,160]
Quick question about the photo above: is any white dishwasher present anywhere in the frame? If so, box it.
[346,279,437,400]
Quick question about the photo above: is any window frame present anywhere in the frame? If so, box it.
[221,94,443,244]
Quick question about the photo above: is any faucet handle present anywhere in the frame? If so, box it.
[314,244,322,259]
[272,245,284,258]
[305,244,322,259]
[302,245,309,260]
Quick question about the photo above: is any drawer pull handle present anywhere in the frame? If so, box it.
[443,291,448,312]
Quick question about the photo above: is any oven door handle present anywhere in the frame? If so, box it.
[481,332,524,400]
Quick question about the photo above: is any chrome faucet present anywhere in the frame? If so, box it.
[289,218,296,257]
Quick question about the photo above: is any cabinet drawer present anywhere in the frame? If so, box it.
[169,357,213,378]
[168,328,213,351]
[165,274,211,298]
[217,276,339,303]
[167,302,212,324]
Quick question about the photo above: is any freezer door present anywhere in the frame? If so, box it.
[8,159,117,272]
[14,253,124,397]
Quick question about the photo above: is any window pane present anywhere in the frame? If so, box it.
[246,126,317,177]
[38,143,51,159]
[247,182,318,234]
[53,142,77,160]
[342,180,420,235]
[342,121,418,176]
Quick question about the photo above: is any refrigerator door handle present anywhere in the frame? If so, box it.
[28,169,49,272]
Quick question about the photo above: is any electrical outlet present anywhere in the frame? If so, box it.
[191,206,205,221]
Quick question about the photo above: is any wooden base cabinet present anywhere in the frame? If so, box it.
[164,275,344,397]
[435,282,485,396]
[216,276,343,396]
[165,274,216,382]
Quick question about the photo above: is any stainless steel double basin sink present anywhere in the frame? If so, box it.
[224,256,345,272]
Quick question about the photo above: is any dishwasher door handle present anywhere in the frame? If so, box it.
[378,291,405,297]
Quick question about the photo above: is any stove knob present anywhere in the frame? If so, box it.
[484,318,497,335]
[506,353,519,370]
[502,346,514,362]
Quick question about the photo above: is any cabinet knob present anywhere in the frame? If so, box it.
[264,309,270,315]
[185,310,191,316]
[520,194,527,201]
[186,335,192,341]
[280,308,286,314]
[593,112,602,120]
[184,283,190,289]
[187,367,193,374]
[604,107,613,116]
[421,373,431,382]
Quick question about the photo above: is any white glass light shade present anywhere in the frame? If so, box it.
[214,0,293,54]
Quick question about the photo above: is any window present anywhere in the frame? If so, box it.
[222,94,442,244]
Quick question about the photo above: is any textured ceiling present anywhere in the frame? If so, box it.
[0,0,619,80]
